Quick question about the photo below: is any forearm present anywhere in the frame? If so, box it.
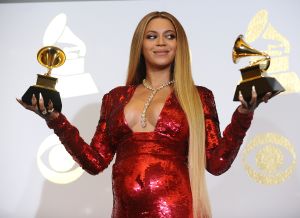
[46,113,111,175]
[206,108,253,175]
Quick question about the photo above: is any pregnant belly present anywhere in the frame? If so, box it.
[113,155,190,198]
[112,155,193,217]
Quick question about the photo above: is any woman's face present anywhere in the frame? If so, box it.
[142,17,177,70]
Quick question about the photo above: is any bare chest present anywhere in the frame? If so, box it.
[124,87,173,132]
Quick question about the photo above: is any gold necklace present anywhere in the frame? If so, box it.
[141,78,175,128]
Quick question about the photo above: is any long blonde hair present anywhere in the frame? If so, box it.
[126,11,211,218]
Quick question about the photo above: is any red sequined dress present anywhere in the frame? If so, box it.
[47,85,253,218]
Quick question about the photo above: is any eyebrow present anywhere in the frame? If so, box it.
[145,30,176,34]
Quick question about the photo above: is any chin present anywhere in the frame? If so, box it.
[151,59,174,68]
[152,62,173,69]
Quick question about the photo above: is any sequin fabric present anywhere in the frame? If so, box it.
[47,85,253,218]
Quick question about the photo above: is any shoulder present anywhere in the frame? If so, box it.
[195,85,214,98]
[103,85,135,102]
[195,85,216,109]
[100,85,135,112]
[107,85,135,96]
[195,85,218,117]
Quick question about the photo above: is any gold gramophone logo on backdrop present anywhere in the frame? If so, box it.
[242,9,298,185]
[244,9,300,93]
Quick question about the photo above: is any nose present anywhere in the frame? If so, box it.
[157,35,166,46]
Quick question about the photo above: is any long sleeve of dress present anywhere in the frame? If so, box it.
[201,88,254,176]
[46,93,115,175]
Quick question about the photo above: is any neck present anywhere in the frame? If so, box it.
[145,66,172,88]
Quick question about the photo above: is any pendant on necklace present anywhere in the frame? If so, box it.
[141,79,175,128]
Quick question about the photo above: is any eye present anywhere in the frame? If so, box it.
[166,33,176,40]
[146,34,157,40]
[37,134,84,184]
[242,132,296,185]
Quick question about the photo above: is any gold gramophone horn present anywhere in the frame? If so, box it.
[37,46,66,76]
[232,35,270,72]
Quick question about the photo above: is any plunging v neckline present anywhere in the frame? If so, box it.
[122,85,174,134]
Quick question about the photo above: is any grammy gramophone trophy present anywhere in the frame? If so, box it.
[21,46,66,112]
[232,34,285,102]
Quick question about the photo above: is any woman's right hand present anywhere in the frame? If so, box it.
[16,93,59,121]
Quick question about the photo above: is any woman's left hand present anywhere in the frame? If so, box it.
[238,86,273,114]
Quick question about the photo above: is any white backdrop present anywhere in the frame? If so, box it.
[1,0,299,217]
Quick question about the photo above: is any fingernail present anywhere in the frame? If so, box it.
[252,86,255,91]
[239,91,242,96]
[39,93,43,100]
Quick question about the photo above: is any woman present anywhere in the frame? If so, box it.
[17,11,272,218]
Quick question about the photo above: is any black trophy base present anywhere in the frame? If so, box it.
[22,86,62,112]
[233,77,285,103]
